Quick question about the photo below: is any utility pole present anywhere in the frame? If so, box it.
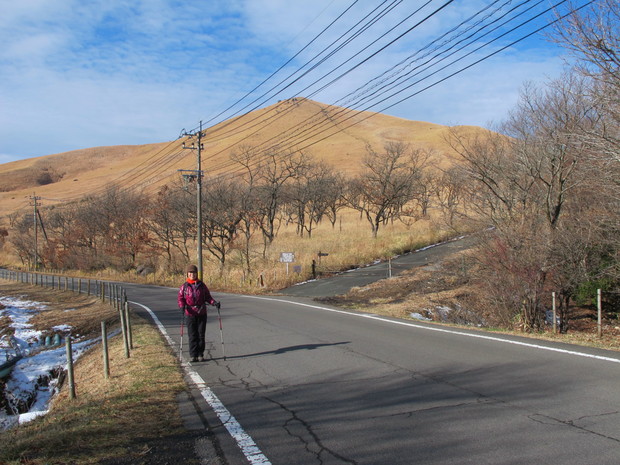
[30,194,41,271]
[182,122,205,280]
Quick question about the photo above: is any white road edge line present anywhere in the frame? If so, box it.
[239,295,620,365]
[130,301,271,465]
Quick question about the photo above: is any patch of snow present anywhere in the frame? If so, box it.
[0,295,99,431]
[52,324,72,332]
[0,296,48,357]
[410,312,432,321]
[434,306,452,321]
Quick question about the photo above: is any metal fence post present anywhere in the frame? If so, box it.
[597,288,602,338]
[119,303,130,358]
[125,299,133,350]
[102,321,110,379]
[66,336,76,399]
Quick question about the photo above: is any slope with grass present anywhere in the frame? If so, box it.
[0,98,484,220]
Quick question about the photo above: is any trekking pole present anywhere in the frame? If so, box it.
[180,313,185,358]
[216,302,226,360]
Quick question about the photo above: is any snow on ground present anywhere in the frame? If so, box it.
[0,295,99,431]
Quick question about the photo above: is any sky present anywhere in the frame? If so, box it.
[0,0,584,165]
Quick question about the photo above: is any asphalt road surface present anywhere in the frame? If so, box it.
[279,234,480,298]
[123,279,620,465]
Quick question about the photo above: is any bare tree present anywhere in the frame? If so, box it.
[39,205,79,269]
[501,76,596,229]
[286,161,341,238]
[552,1,620,96]
[84,186,153,269]
[475,224,551,330]
[433,167,468,232]
[229,147,264,275]
[255,148,309,245]
[9,212,34,267]
[323,172,347,229]
[231,145,310,253]
[552,0,620,288]
[344,142,428,238]
[449,75,602,330]
[201,177,246,268]
[147,184,194,269]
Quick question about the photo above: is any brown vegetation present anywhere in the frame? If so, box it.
[322,250,620,351]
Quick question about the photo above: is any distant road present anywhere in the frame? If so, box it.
[280,233,480,298]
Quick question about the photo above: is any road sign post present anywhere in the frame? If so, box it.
[280,252,295,276]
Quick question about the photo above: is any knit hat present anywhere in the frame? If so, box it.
[186,264,198,273]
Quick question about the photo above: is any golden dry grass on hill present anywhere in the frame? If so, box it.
[0,98,486,220]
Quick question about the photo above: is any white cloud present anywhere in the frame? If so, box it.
[0,0,575,163]
[380,46,568,128]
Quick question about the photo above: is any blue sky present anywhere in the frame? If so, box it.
[0,0,580,164]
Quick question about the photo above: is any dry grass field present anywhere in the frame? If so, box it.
[206,210,455,291]
[0,97,483,294]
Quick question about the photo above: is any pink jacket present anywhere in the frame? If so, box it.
[178,280,215,316]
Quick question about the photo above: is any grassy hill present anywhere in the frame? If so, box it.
[0,98,483,220]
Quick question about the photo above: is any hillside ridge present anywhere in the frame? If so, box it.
[0,98,486,218]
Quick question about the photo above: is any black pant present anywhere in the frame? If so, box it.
[186,314,207,358]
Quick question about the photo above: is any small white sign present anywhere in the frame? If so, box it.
[280,252,295,263]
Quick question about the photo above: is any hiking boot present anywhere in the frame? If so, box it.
[190,357,198,363]
[198,356,204,362]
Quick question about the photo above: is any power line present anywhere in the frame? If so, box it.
[186,1,406,145]
[24,1,594,212]
[279,0,597,156]
[200,0,593,178]
[252,0,544,153]
[181,1,453,168]
[198,0,363,129]
[99,2,455,187]
[197,0,544,172]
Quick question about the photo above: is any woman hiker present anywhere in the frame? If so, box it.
[178,264,219,362]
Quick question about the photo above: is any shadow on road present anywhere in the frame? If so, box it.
[223,341,350,360]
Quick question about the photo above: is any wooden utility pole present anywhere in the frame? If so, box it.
[30,194,41,270]
[182,122,205,279]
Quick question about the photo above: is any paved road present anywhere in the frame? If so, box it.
[123,283,620,465]
[279,234,480,298]
[6,247,619,465]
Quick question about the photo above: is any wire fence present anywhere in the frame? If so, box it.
[0,268,134,399]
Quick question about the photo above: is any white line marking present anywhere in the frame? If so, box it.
[238,295,620,365]
[130,301,271,465]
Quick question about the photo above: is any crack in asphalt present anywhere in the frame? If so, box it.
[366,396,497,420]
[528,411,620,443]
[220,365,358,464]
[264,394,358,465]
